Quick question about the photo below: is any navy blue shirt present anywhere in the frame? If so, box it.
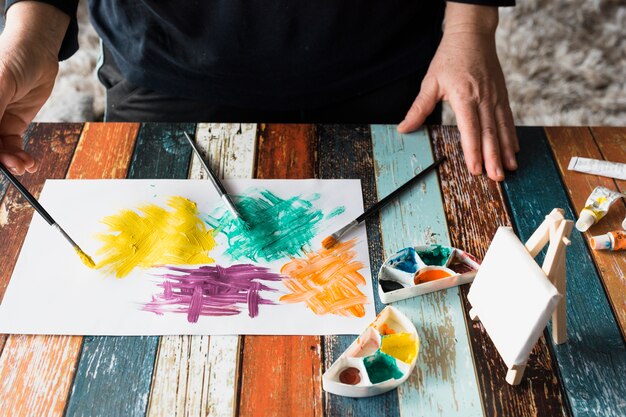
[6,0,515,109]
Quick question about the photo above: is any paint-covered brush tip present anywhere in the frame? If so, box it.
[322,235,337,250]
[75,247,96,269]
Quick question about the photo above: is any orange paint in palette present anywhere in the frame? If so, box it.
[279,239,368,317]
[413,267,454,284]
[323,306,420,397]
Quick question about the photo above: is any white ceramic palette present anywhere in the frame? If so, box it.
[378,245,481,303]
[322,306,420,397]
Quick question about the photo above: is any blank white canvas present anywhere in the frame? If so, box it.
[0,179,376,336]
[467,227,561,367]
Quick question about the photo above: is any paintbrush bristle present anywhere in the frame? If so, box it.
[322,235,338,250]
[75,247,96,269]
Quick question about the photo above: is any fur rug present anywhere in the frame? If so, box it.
[19,1,626,125]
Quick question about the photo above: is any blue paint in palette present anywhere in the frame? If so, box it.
[387,247,420,273]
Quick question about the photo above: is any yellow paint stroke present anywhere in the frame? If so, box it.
[279,239,368,317]
[96,196,216,278]
[380,332,419,364]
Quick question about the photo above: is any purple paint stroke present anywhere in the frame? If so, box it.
[143,264,284,323]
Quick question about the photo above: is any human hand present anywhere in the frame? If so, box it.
[0,2,70,175]
[397,4,517,182]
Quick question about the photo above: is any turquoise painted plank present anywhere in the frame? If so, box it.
[318,125,400,417]
[65,123,196,417]
[502,127,626,417]
[371,125,483,417]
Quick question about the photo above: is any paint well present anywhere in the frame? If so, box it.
[380,332,418,364]
[143,264,283,322]
[413,268,453,284]
[417,245,451,266]
[96,196,217,277]
[280,239,368,317]
[388,247,420,273]
[363,351,404,384]
[205,189,329,262]
[339,367,362,385]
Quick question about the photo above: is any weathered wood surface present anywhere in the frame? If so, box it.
[0,123,83,417]
[239,123,323,417]
[431,126,568,417]
[502,127,626,417]
[67,123,139,179]
[590,127,626,191]
[0,124,82,302]
[147,123,256,417]
[65,123,195,417]
[371,125,483,417]
[0,125,36,202]
[318,125,399,417]
[0,124,38,358]
[545,127,626,339]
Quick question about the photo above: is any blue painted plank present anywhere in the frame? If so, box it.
[371,125,483,417]
[65,123,195,417]
[502,126,626,417]
[318,125,400,417]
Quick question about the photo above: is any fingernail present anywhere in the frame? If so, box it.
[496,168,504,179]
[508,157,518,170]
[397,120,407,130]
[473,163,482,175]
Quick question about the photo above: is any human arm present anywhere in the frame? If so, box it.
[397,1,517,182]
[0,1,75,175]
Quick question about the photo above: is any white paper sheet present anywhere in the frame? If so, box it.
[0,179,375,335]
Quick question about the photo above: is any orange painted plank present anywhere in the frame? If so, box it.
[545,127,626,339]
[238,124,323,417]
[590,127,626,191]
[67,122,140,179]
[0,123,138,417]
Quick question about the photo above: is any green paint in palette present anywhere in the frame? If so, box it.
[363,351,404,384]
[205,189,344,262]
[418,245,451,266]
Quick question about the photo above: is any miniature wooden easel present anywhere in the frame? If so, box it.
[468,209,573,385]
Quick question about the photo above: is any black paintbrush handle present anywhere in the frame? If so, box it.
[355,156,446,224]
[0,163,55,225]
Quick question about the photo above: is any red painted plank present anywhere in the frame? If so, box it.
[546,126,626,339]
[238,124,323,417]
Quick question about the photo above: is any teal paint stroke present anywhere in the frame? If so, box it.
[205,188,341,262]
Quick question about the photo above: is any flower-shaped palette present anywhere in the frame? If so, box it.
[322,306,419,397]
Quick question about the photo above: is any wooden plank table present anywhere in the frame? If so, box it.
[0,124,624,417]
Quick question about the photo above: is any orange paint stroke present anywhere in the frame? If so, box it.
[95,196,217,278]
[279,239,368,317]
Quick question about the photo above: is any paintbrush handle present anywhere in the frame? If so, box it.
[0,163,55,225]
[355,156,446,224]
[183,132,228,196]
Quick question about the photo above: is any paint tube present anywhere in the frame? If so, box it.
[575,186,625,232]
[590,230,626,251]
[569,157,626,181]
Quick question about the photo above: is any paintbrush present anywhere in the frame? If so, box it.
[322,156,447,250]
[0,163,95,268]
[183,132,248,228]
